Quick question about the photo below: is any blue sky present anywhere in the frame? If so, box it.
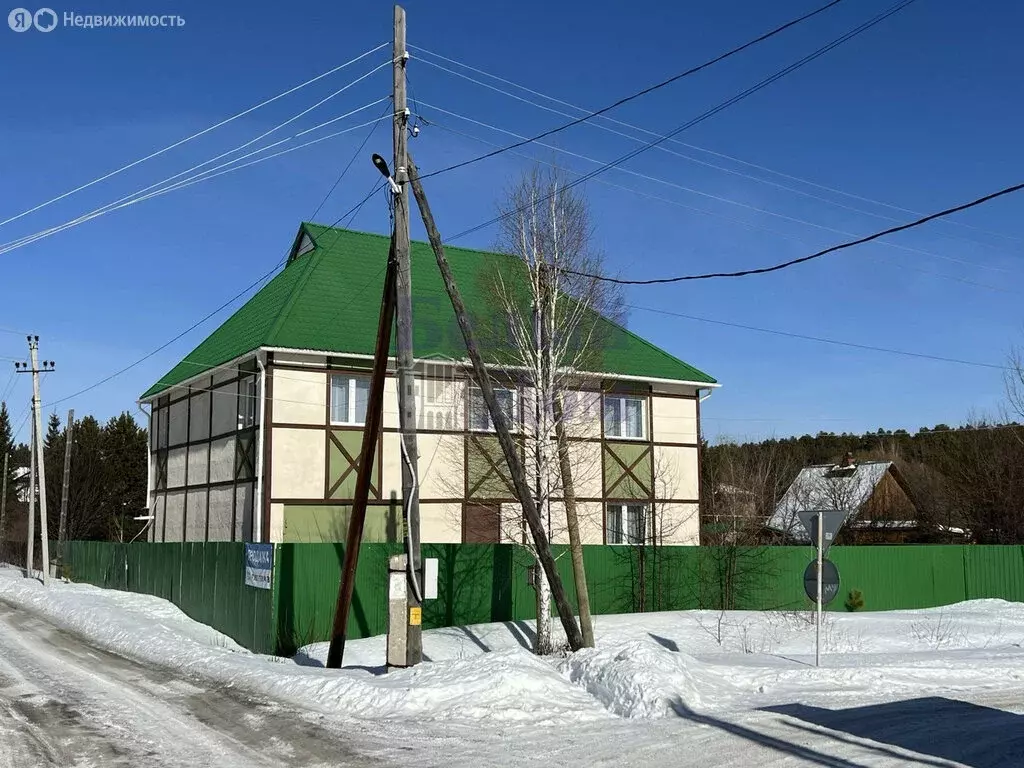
[1,0,1022,444]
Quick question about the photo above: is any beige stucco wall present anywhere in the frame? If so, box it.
[653,444,699,500]
[273,368,326,425]
[657,502,700,544]
[271,427,325,499]
[419,433,464,499]
[269,502,284,542]
[651,395,699,444]
[420,502,462,543]
[381,432,401,500]
[565,440,603,498]
[546,501,604,545]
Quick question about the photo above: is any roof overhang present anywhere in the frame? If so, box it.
[261,345,721,389]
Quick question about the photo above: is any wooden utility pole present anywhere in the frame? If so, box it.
[326,245,399,669]
[407,156,584,651]
[57,408,74,574]
[391,4,423,667]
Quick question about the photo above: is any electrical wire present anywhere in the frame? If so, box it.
[414,0,849,182]
[565,180,1024,285]
[309,103,391,222]
[43,182,386,409]
[0,113,390,258]
[0,42,389,232]
[1,76,393,255]
[434,0,919,245]
[418,115,1011,293]
[416,101,1009,282]
[412,49,1023,260]
[626,304,1015,371]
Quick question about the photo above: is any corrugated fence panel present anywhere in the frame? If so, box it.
[964,546,1024,602]
[62,541,275,656]
[59,541,1024,656]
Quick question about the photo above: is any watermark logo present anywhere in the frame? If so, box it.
[34,7,55,30]
[8,8,184,31]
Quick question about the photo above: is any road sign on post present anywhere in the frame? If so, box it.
[803,558,840,605]
[797,510,846,556]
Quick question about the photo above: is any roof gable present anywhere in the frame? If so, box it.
[766,461,896,539]
[142,224,717,398]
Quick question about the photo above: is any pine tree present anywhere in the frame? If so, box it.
[0,402,13,509]
[43,412,64,534]
[100,412,147,541]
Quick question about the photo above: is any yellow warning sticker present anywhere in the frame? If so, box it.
[409,607,422,626]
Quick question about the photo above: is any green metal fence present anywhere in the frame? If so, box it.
[60,541,1024,655]
[62,541,277,654]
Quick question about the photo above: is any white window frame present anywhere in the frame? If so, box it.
[237,375,257,430]
[330,374,370,426]
[603,394,647,440]
[606,503,647,545]
[468,385,518,433]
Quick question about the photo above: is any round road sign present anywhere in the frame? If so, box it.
[803,559,840,605]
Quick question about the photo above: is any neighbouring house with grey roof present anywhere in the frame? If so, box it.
[767,454,924,544]
[139,224,718,547]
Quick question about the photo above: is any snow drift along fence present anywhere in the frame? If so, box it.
[60,542,1024,655]
[60,541,276,654]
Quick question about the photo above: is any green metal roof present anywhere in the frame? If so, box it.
[141,224,716,399]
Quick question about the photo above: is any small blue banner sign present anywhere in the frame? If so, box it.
[244,543,273,589]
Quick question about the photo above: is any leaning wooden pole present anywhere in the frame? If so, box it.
[57,408,74,573]
[326,244,399,669]
[407,156,583,651]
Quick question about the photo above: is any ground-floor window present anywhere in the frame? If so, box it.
[606,503,647,545]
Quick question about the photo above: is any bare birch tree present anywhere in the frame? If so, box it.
[466,166,621,651]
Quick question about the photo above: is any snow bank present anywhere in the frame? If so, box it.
[0,568,608,726]
[561,641,711,717]
[3,566,1023,727]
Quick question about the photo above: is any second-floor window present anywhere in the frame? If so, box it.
[469,386,516,432]
[237,375,257,430]
[604,394,645,439]
[331,374,370,425]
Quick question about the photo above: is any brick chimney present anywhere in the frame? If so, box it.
[841,451,855,468]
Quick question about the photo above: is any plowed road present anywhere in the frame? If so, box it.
[0,602,386,767]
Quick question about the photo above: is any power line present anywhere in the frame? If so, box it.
[38,182,385,409]
[416,101,1010,285]
[0,42,389,232]
[627,304,1013,371]
[437,0,918,244]
[567,180,1024,285]
[413,49,1021,265]
[0,113,390,259]
[419,114,1011,294]
[1,72,393,256]
[415,0,848,183]
[309,103,391,222]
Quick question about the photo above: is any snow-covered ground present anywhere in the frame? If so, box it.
[2,565,1023,766]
